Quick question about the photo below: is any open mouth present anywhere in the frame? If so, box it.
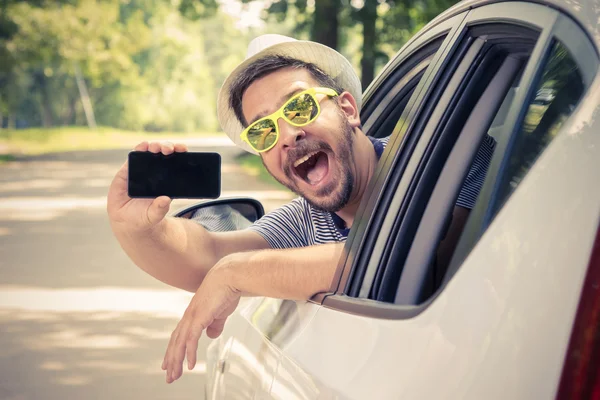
[293,150,329,185]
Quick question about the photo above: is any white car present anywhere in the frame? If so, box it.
[180,0,600,398]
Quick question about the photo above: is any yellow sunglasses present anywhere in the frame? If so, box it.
[240,87,338,153]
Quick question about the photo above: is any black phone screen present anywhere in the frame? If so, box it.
[127,151,221,199]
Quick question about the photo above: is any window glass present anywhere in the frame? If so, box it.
[491,41,585,215]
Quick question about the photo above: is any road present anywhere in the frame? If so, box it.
[0,138,294,400]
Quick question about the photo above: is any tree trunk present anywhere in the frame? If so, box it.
[7,113,15,129]
[63,95,77,125]
[360,0,378,90]
[74,62,97,129]
[311,0,339,49]
[40,93,53,127]
[33,71,54,127]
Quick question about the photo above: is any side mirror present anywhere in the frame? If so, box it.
[174,197,265,232]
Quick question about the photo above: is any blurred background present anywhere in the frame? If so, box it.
[0,0,456,399]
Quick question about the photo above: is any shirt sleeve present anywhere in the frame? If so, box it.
[248,198,312,249]
[456,134,497,209]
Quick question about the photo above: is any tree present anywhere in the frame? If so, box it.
[248,0,460,89]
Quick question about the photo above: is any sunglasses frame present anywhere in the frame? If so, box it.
[240,87,338,153]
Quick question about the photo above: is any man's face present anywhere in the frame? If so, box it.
[241,67,360,212]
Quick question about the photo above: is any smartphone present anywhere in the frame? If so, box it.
[127,151,221,199]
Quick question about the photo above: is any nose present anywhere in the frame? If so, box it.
[277,118,306,150]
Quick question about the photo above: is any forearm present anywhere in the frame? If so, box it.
[225,243,345,300]
[111,217,217,292]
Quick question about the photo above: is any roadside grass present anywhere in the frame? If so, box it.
[236,152,283,187]
[0,154,15,165]
[0,126,217,156]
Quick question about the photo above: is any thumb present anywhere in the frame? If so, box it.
[147,196,172,225]
[206,317,228,339]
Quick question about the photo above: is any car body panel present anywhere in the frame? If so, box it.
[208,297,321,398]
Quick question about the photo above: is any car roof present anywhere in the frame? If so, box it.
[427,0,600,49]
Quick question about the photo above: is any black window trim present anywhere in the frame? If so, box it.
[311,12,471,305]
[344,18,473,298]
[360,37,489,300]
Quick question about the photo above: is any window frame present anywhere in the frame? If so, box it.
[310,11,471,305]
[317,1,596,318]
[350,2,557,301]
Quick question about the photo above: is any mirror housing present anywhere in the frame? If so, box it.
[174,197,265,232]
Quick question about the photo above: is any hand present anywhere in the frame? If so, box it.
[162,260,241,384]
[107,141,188,232]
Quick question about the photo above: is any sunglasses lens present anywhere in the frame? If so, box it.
[247,119,278,151]
[284,93,318,125]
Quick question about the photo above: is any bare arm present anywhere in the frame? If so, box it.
[107,141,270,292]
[110,216,269,292]
[162,242,345,383]
[227,242,344,299]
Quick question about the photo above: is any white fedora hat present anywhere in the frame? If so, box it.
[217,34,362,155]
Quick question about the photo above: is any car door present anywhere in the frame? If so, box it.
[268,2,600,399]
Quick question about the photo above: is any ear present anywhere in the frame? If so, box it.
[336,91,361,129]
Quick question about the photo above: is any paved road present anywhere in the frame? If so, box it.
[0,139,294,400]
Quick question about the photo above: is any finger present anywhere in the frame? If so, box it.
[174,143,188,153]
[147,196,171,225]
[161,141,175,155]
[148,141,161,153]
[206,317,227,339]
[171,319,194,381]
[186,321,207,370]
[134,141,149,152]
[164,332,175,382]
[165,322,182,383]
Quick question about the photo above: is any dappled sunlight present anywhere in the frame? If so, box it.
[0,286,193,316]
[0,196,107,221]
[0,307,210,398]
[76,360,140,371]
[55,375,93,386]
[29,329,138,351]
[121,326,172,340]
[82,178,114,188]
[0,179,69,192]
[40,361,67,371]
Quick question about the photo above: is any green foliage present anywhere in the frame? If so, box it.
[0,0,251,133]
[246,0,460,88]
[0,0,461,135]
[236,152,282,187]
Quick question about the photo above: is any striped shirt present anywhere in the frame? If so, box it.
[249,135,496,249]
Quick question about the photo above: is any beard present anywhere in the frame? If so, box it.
[264,117,355,212]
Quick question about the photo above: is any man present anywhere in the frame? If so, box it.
[107,34,495,384]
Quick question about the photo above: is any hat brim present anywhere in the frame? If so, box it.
[217,40,362,155]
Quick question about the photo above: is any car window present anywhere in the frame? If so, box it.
[489,41,585,218]
[437,38,590,292]
[361,36,445,139]
[379,30,537,303]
